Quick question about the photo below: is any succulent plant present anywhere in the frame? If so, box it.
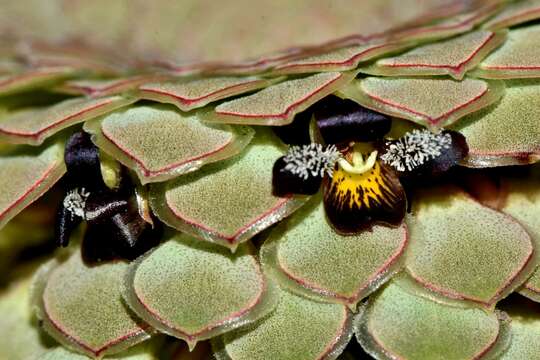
[2,0,540,359]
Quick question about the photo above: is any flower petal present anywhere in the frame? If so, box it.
[323,160,406,234]
[314,95,391,145]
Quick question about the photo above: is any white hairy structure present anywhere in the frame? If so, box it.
[381,130,452,172]
[283,143,341,179]
[63,188,90,220]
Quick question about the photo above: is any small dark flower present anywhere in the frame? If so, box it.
[271,97,468,235]
[55,131,160,264]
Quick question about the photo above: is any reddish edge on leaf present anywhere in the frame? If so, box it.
[0,163,58,221]
[215,72,344,121]
[132,258,266,341]
[0,98,116,138]
[165,195,292,244]
[278,225,408,305]
[273,43,399,73]
[139,79,268,107]
[382,32,496,76]
[41,305,149,358]
[100,127,234,177]
[365,85,488,126]
[407,194,535,307]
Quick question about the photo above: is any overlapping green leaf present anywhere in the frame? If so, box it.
[0,141,65,230]
[454,79,540,167]
[57,75,169,97]
[138,76,282,112]
[33,252,151,358]
[272,42,409,75]
[483,0,540,30]
[213,286,352,360]
[0,96,136,145]
[364,30,506,80]
[261,196,407,308]
[500,173,540,302]
[405,187,535,308]
[355,281,510,360]
[84,104,254,184]
[339,77,504,129]
[0,67,76,96]
[473,25,540,79]
[205,72,355,126]
[123,234,276,349]
[150,129,307,250]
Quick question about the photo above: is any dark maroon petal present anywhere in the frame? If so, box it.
[272,156,322,196]
[314,95,391,145]
[323,162,406,234]
[64,131,106,191]
[84,191,129,224]
[272,107,313,145]
[54,202,82,248]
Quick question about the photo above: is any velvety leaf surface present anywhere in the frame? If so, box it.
[0,96,135,145]
[37,342,158,360]
[365,30,506,80]
[382,2,503,44]
[57,75,169,97]
[498,297,540,360]
[261,196,407,308]
[355,281,505,360]
[271,42,409,75]
[34,253,151,358]
[206,72,355,126]
[150,129,307,250]
[483,0,540,30]
[124,234,274,348]
[214,286,352,360]
[405,187,534,307]
[0,142,65,230]
[0,274,56,360]
[0,67,75,96]
[501,175,540,302]
[339,77,504,129]
[454,79,540,167]
[84,104,253,184]
[138,76,282,112]
[473,25,540,79]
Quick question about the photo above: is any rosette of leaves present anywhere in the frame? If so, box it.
[1,0,540,359]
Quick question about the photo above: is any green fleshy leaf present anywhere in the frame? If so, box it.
[498,296,540,359]
[473,25,540,79]
[138,76,283,112]
[405,186,535,307]
[383,2,503,44]
[37,340,160,360]
[150,129,307,250]
[453,79,540,167]
[271,42,410,75]
[483,0,540,31]
[261,195,407,308]
[0,96,136,145]
[204,72,355,126]
[123,234,276,349]
[0,67,76,96]
[363,30,506,80]
[0,271,56,360]
[33,252,151,358]
[501,173,540,302]
[355,281,509,360]
[84,104,253,184]
[56,75,170,97]
[0,142,65,230]
[213,286,352,360]
[339,77,504,130]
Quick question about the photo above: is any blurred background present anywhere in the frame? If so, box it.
[0,0,463,65]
